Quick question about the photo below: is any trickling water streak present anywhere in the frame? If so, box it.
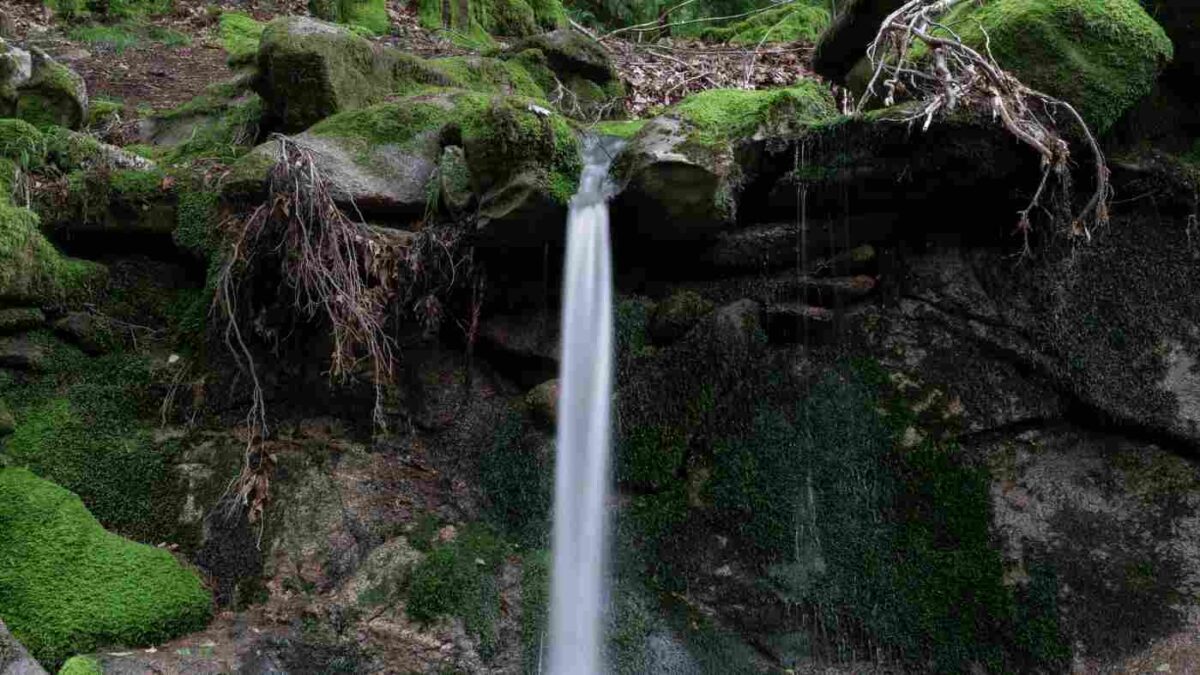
[548,135,625,675]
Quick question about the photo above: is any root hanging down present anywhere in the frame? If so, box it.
[213,135,473,521]
[859,0,1111,243]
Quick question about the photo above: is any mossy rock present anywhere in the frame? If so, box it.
[253,16,451,132]
[0,39,32,114]
[613,82,836,241]
[701,1,832,45]
[649,290,714,344]
[929,0,1172,133]
[504,32,626,120]
[15,49,88,131]
[57,655,101,674]
[0,468,212,666]
[0,202,106,305]
[0,307,44,335]
[32,166,177,237]
[226,89,582,239]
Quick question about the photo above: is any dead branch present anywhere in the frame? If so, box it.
[858,0,1111,239]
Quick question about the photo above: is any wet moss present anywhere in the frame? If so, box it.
[406,524,509,659]
[480,412,551,545]
[933,0,1172,132]
[173,188,219,259]
[0,467,211,667]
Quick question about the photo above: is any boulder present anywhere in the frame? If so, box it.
[510,30,613,84]
[649,290,713,344]
[0,202,107,305]
[13,48,87,130]
[504,32,625,120]
[253,16,450,132]
[0,337,44,371]
[229,90,583,239]
[0,39,31,105]
[0,619,46,675]
[819,0,1171,133]
[437,145,474,216]
[612,83,836,242]
[53,312,116,356]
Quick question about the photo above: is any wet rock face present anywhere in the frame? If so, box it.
[981,427,1200,661]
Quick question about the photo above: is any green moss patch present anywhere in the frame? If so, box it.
[0,467,211,667]
[406,525,508,658]
[219,12,265,67]
[934,0,1172,133]
[701,1,831,45]
[430,56,548,100]
[309,0,390,35]
[670,82,837,148]
[593,119,646,139]
[0,334,180,539]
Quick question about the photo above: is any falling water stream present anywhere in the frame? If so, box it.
[548,135,625,675]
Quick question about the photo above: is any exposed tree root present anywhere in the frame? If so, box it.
[213,135,473,522]
[860,0,1111,245]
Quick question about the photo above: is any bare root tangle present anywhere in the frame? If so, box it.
[859,0,1111,244]
[213,135,474,521]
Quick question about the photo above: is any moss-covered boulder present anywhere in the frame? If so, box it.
[504,31,625,120]
[819,0,1172,133]
[0,468,212,666]
[33,166,177,238]
[612,83,836,241]
[226,90,582,242]
[933,0,1172,132]
[253,16,451,132]
[0,202,106,305]
[14,49,87,131]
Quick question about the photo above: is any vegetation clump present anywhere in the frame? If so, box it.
[670,81,838,148]
[0,467,211,667]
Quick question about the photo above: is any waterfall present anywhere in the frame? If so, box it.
[548,135,624,675]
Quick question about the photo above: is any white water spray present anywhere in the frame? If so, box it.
[548,135,625,675]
